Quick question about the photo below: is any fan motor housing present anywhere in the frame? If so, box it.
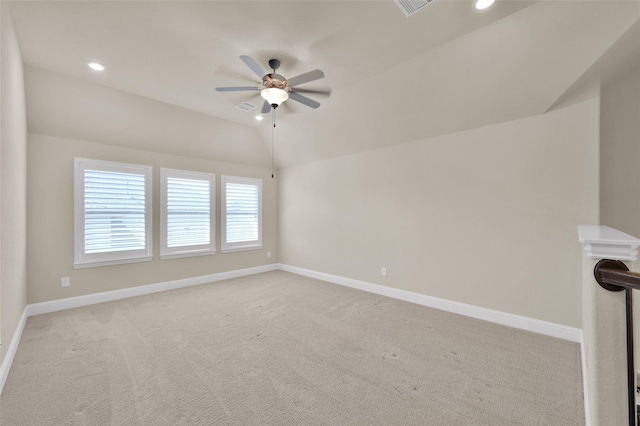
[263,73,289,91]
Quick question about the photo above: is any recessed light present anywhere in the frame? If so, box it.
[255,115,264,121]
[88,62,105,71]
[473,0,495,9]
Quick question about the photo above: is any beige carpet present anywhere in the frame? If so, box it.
[1,271,584,425]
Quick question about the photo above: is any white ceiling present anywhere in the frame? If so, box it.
[8,0,640,168]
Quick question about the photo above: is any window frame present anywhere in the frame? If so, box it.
[221,175,263,253]
[160,168,216,259]
[74,158,153,269]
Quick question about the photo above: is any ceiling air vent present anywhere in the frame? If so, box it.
[394,0,434,17]
[236,102,256,112]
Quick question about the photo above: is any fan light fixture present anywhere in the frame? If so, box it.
[261,88,289,108]
[473,0,495,9]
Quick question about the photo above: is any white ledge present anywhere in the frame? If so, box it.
[578,225,640,261]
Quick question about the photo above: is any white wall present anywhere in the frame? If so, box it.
[27,134,278,304]
[24,65,270,168]
[600,67,640,238]
[0,3,28,361]
[279,98,600,328]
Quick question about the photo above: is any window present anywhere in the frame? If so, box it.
[160,168,215,259]
[74,158,152,268]
[221,175,262,253]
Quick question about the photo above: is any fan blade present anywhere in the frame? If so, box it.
[240,55,266,79]
[288,92,321,109]
[215,86,259,92]
[293,88,331,97]
[287,69,324,87]
[261,100,272,114]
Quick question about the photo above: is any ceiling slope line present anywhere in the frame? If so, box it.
[545,17,640,114]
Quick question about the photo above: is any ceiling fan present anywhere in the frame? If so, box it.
[215,56,329,113]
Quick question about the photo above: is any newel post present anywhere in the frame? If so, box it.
[579,226,640,425]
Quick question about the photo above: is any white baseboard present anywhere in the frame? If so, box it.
[28,264,278,316]
[277,263,583,343]
[0,307,28,394]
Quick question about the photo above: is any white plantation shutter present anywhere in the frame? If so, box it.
[167,178,210,247]
[226,183,259,242]
[84,170,146,253]
[222,176,262,252]
[160,169,215,258]
[74,158,152,268]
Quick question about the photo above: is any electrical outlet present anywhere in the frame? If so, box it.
[61,277,70,288]
[267,251,271,258]
[381,267,387,277]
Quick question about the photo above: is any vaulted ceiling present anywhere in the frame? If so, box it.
[8,0,640,168]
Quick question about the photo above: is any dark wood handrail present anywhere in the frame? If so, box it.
[598,268,640,291]
[594,259,639,426]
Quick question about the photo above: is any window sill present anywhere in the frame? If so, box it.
[221,244,262,254]
[160,249,216,260]
[74,255,153,269]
